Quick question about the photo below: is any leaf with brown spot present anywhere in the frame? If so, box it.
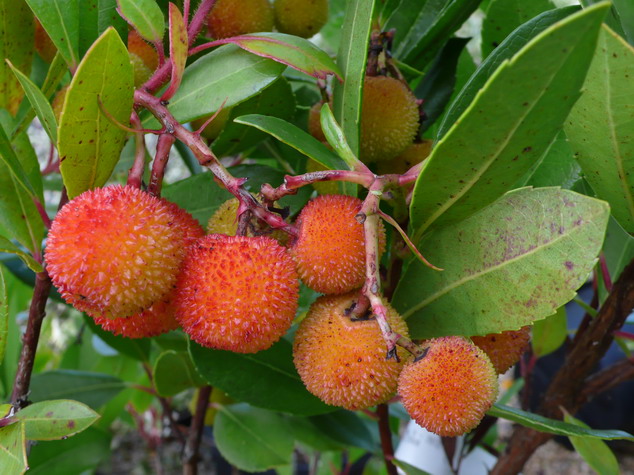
[0,421,26,474]
[13,399,99,441]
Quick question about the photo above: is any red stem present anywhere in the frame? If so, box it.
[127,112,147,188]
[148,134,176,196]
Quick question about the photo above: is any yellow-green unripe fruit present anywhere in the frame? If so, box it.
[274,0,328,38]
[360,76,419,163]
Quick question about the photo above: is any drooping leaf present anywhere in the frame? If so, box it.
[190,339,333,416]
[564,411,620,475]
[116,0,164,43]
[148,44,285,126]
[25,0,79,69]
[13,399,99,441]
[0,421,26,474]
[29,370,125,409]
[332,0,374,156]
[7,61,57,143]
[0,237,42,273]
[0,0,33,115]
[394,188,610,338]
[565,25,634,233]
[489,403,634,440]
[216,33,342,81]
[162,2,187,101]
[153,350,205,397]
[410,4,608,239]
[214,404,294,472]
[0,267,6,365]
[532,306,567,357]
[57,27,134,198]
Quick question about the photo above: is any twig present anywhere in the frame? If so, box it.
[148,134,176,196]
[377,404,398,475]
[128,111,147,188]
[578,356,634,404]
[183,386,212,475]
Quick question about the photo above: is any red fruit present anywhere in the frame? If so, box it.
[471,326,531,374]
[398,336,498,437]
[46,185,203,319]
[291,195,385,295]
[293,292,409,410]
[175,234,299,353]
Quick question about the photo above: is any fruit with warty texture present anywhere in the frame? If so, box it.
[128,30,159,87]
[293,291,409,410]
[360,76,419,163]
[46,185,203,319]
[175,234,299,353]
[207,0,274,39]
[291,194,385,295]
[273,0,329,38]
[471,326,531,374]
[398,336,499,437]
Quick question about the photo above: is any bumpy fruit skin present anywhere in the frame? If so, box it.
[46,185,202,319]
[471,326,531,374]
[207,0,274,39]
[274,0,328,38]
[128,30,159,87]
[398,336,499,437]
[191,107,232,142]
[376,140,432,176]
[293,292,409,410]
[360,76,419,163]
[291,195,385,295]
[175,234,299,353]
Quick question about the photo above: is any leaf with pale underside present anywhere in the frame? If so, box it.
[565,25,634,233]
[393,187,609,338]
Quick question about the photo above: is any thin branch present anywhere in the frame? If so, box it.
[261,169,373,202]
[148,134,176,196]
[183,386,212,475]
[377,404,398,475]
[128,111,147,188]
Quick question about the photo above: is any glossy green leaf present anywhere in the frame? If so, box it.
[0,267,6,365]
[0,236,42,273]
[602,217,634,294]
[0,111,38,199]
[394,188,610,338]
[149,44,285,126]
[320,103,361,170]
[218,33,342,81]
[234,114,347,170]
[58,27,134,198]
[84,316,151,362]
[307,410,377,452]
[212,78,296,157]
[25,0,79,69]
[613,0,634,44]
[116,0,164,43]
[153,350,205,397]
[0,0,33,115]
[532,306,567,357]
[162,172,231,225]
[481,0,554,58]
[7,61,57,143]
[386,0,480,70]
[393,460,432,475]
[78,0,127,58]
[14,399,99,440]
[564,412,620,475]
[190,339,333,416]
[29,370,125,409]
[489,403,634,440]
[519,131,581,189]
[332,0,374,156]
[565,25,634,233]
[411,4,608,239]
[284,415,346,452]
[0,421,26,474]
[439,6,580,140]
[162,2,187,100]
[214,404,294,472]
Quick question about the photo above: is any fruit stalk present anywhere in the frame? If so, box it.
[183,385,212,475]
[127,111,147,189]
[148,134,176,196]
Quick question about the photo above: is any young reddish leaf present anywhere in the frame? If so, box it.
[13,400,100,441]
[0,422,26,474]
[116,0,164,43]
[162,2,188,101]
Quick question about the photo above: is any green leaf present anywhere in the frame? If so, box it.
[116,0,164,43]
[233,115,346,170]
[411,3,608,239]
[532,306,567,357]
[0,421,27,474]
[29,370,125,409]
[307,410,377,452]
[212,78,296,157]
[0,0,33,115]
[394,188,610,338]
[148,44,285,126]
[58,27,134,199]
[13,399,99,441]
[189,339,333,416]
[393,460,432,475]
[386,0,481,70]
[564,411,620,475]
[214,404,294,472]
[27,427,111,475]
[0,237,42,273]
[519,131,581,189]
[219,33,342,81]
[613,0,634,44]
[7,61,57,143]
[481,0,555,58]
[153,350,205,397]
[565,25,634,233]
[78,0,128,59]
[0,111,39,199]
[0,267,6,365]
[489,403,634,440]
[84,315,151,362]
[439,6,580,139]
[25,0,79,69]
[332,0,374,156]
[602,217,634,299]
[283,415,346,452]
[320,103,361,170]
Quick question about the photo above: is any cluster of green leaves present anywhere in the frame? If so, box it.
[0,0,633,473]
